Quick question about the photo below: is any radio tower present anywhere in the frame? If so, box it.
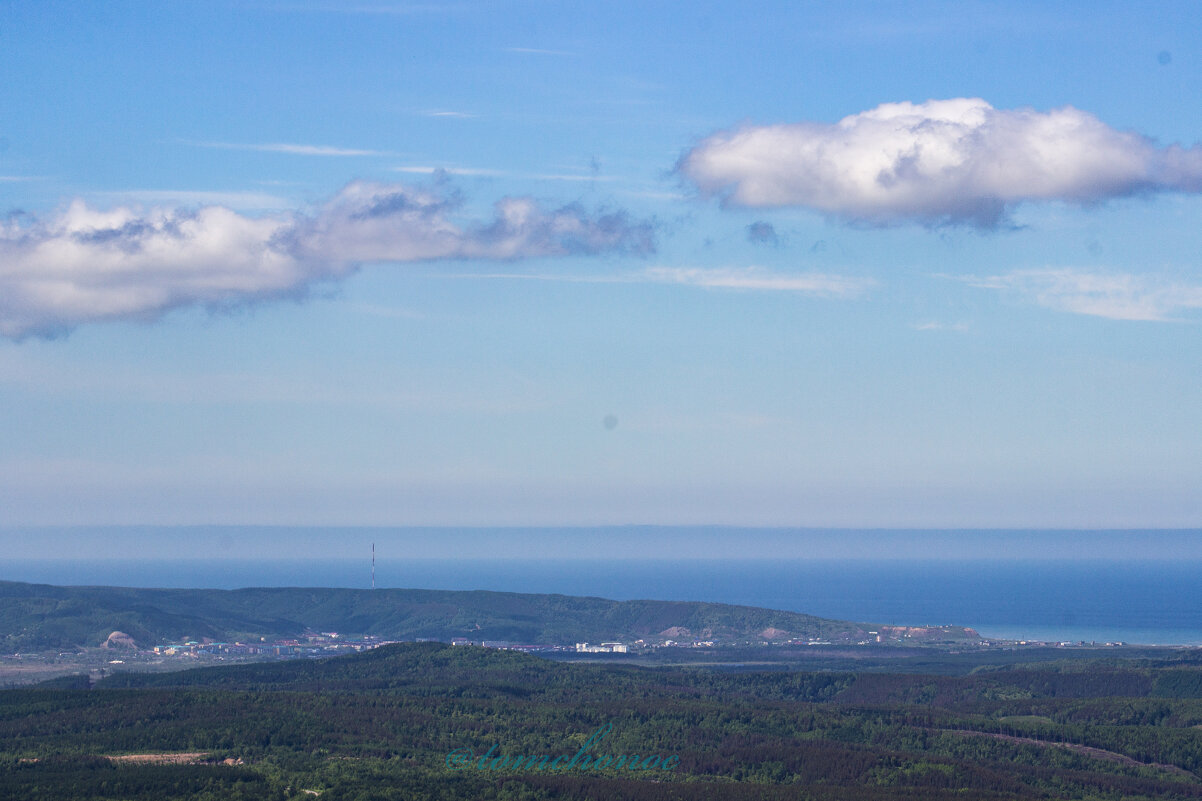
[371,543,376,590]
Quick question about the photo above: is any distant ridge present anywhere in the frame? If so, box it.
[0,580,980,651]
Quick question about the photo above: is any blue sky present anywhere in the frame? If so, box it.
[1,1,1201,529]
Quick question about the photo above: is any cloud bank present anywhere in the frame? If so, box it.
[679,98,1202,227]
[963,268,1202,321]
[0,181,654,339]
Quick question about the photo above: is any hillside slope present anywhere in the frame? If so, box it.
[0,579,980,651]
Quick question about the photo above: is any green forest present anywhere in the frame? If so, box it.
[6,642,1202,799]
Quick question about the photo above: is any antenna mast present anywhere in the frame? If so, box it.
[372,542,376,590]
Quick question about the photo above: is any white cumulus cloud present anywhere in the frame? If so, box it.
[679,98,1202,228]
[962,268,1202,321]
[0,181,654,339]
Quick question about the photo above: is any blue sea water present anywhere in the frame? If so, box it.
[3,557,1201,645]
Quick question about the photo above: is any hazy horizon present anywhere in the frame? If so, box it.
[3,525,1201,563]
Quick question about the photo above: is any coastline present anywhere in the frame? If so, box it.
[4,555,1202,647]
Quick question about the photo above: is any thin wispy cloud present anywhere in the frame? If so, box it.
[443,271,626,285]
[419,110,475,119]
[0,181,655,340]
[0,176,45,182]
[534,173,615,183]
[644,267,874,296]
[913,320,969,332]
[619,189,687,201]
[0,349,535,412]
[960,268,1202,321]
[680,98,1202,229]
[451,266,873,297]
[394,166,506,177]
[188,141,393,157]
[394,166,616,182]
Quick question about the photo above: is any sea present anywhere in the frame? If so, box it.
[4,557,1201,646]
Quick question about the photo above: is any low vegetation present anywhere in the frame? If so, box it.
[5,642,1202,799]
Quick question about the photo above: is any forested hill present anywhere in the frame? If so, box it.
[0,579,979,651]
